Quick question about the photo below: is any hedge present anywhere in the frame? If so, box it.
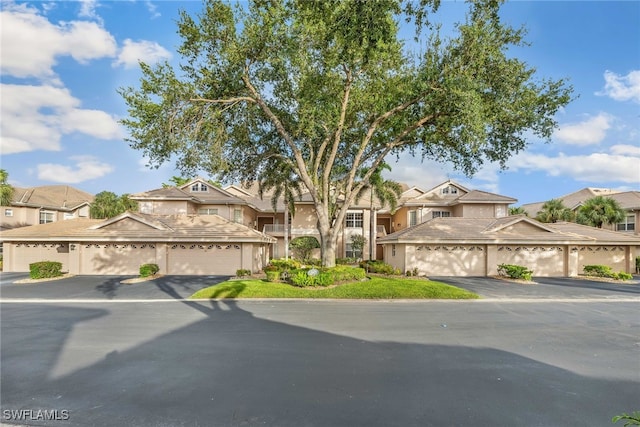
[139,263,159,277]
[497,264,533,281]
[29,261,63,279]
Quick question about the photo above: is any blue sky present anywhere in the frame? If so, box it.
[1,0,639,205]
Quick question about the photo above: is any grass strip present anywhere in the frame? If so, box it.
[190,276,478,299]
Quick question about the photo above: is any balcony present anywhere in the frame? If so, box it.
[262,224,291,236]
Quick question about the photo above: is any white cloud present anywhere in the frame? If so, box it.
[509,151,640,184]
[610,144,640,156]
[0,84,123,154]
[553,113,613,145]
[114,39,172,68]
[144,1,161,19]
[0,3,117,81]
[78,0,100,21]
[597,70,640,103]
[37,156,114,183]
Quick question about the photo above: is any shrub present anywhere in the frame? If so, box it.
[315,272,335,287]
[303,258,322,267]
[359,260,395,275]
[269,258,301,271]
[235,269,251,277]
[265,270,280,282]
[329,266,366,282]
[289,269,315,287]
[497,264,533,281]
[350,234,367,260]
[289,236,320,260]
[583,264,614,278]
[336,257,358,265]
[615,272,633,281]
[635,256,640,274]
[29,261,63,279]
[139,263,159,277]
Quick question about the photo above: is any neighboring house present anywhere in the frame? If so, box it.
[521,188,640,235]
[1,185,93,230]
[378,215,640,277]
[0,211,274,275]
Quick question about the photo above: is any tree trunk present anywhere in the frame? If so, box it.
[321,234,337,267]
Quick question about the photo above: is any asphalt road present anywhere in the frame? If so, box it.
[2,299,639,427]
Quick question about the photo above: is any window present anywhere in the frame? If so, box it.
[409,211,417,227]
[4,209,13,217]
[392,244,396,257]
[64,213,75,220]
[346,212,363,228]
[40,211,54,224]
[617,215,635,232]
[233,208,242,223]
[198,208,219,215]
[432,211,451,219]
[190,183,209,192]
[441,185,458,195]
[345,243,361,259]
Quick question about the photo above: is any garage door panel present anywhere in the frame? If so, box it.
[82,243,156,275]
[12,243,70,272]
[414,245,486,276]
[497,246,564,276]
[578,246,626,272]
[168,244,241,275]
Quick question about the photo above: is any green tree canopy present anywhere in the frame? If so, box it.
[535,199,575,223]
[119,0,573,266]
[576,196,626,228]
[0,169,14,206]
[509,206,527,216]
[289,236,320,260]
[90,191,139,219]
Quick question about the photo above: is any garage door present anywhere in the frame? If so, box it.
[81,243,157,275]
[414,245,486,276]
[11,243,70,272]
[167,243,241,275]
[496,245,565,276]
[578,246,626,272]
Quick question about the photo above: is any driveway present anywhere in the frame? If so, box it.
[0,274,229,300]
[431,275,640,299]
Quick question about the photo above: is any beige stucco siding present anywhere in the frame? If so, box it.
[412,245,486,276]
[139,201,192,215]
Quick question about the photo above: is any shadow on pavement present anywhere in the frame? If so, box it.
[2,298,638,427]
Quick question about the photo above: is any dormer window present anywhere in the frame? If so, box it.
[191,183,208,192]
[441,185,458,195]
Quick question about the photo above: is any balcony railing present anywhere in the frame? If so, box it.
[376,225,387,236]
[262,224,291,234]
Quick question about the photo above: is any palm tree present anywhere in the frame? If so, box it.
[90,191,139,219]
[535,199,575,223]
[576,196,626,228]
[355,162,403,260]
[0,169,14,206]
[509,206,527,216]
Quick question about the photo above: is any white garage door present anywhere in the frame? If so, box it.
[578,246,626,272]
[167,243,242,275]
[414,245,486,276]
[11,243,70,272]
[81,243,157,275]
[496,245,565,276]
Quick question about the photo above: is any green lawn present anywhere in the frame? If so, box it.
[190,276,479,299]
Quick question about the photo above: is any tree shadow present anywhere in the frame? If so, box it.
[2,299,638,426]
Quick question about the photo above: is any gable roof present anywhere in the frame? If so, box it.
[377,215,640,245]
[403,180,516,206]
[0,212,276,243]
[9,185,94,211]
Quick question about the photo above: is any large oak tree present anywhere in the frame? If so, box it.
[119,0,573,266]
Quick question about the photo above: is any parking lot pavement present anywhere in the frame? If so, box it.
[431,276,640,299]
[0,274,229,300]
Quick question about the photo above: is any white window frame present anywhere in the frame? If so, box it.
[432,211,451,219]
[617,215,635,232]
[346,212,363,228]
[4,209,13,217]
[409,210,417,227]
[198,208,219,215]
[233,208,242,223]
[63,212,75,220]
[39,210,55,224]
[191,183,209,192]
